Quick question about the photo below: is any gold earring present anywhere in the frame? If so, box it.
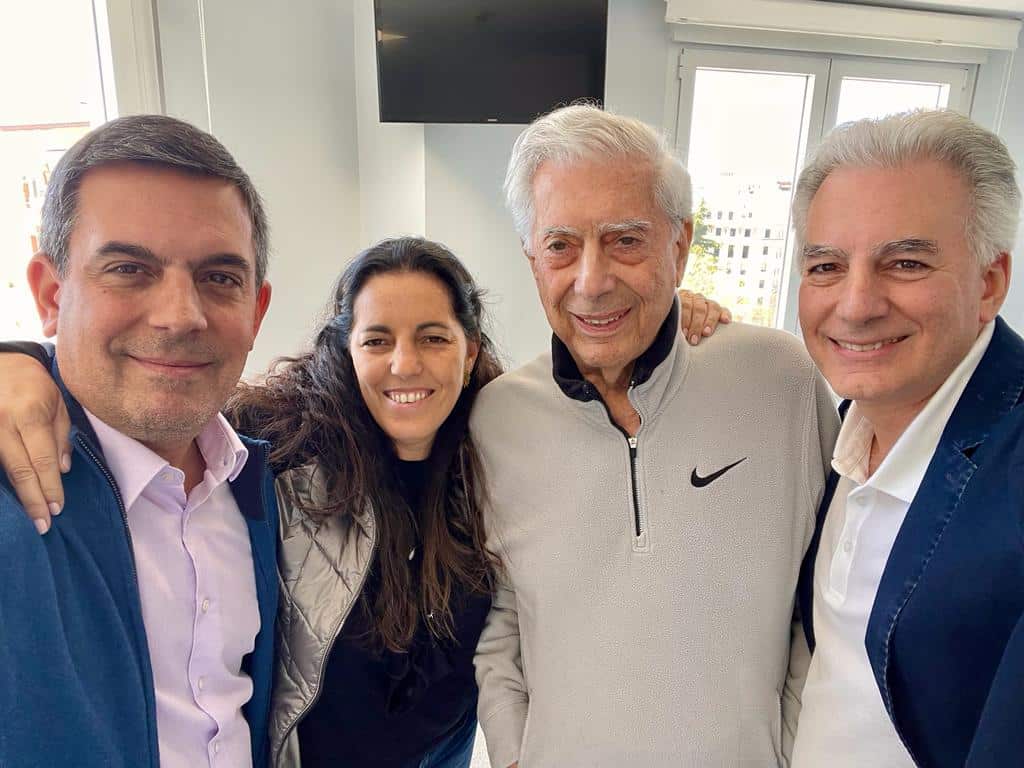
[463,368,471,388]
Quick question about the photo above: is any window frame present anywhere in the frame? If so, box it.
[96,0,163,116]
[823,56,974,130]
[671,43,982,332]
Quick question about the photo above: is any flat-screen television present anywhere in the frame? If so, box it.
[374,0,608,124]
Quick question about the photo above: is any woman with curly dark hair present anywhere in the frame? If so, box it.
[220,236,503,767]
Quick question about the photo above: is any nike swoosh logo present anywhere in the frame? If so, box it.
[690,457,747,488]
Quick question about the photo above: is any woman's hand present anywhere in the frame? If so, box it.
[678,289,732,345]
[0,354,70,534]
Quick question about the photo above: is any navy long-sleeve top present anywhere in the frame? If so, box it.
[296,459,491,767]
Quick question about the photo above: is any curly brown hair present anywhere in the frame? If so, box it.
[225,237,503,652]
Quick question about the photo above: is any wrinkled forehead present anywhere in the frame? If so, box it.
[530,156,663,231]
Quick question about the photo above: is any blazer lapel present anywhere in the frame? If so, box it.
[865,317,1024,717]
[864,439,976,717]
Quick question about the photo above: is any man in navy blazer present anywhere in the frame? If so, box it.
[790,110,1022,768]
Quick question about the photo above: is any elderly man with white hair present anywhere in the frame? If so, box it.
[470,104,838,768]
[790,110,1024,768]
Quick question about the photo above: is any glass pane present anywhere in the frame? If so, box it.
[1,0,109,341]
[683,68,812,327]
[835,77,950,125]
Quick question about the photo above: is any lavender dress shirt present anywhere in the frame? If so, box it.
[85,410,260,768]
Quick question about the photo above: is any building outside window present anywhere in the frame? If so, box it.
[677,47,969,327]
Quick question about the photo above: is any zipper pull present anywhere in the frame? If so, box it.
[628,436,638,453]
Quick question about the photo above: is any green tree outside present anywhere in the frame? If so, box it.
[681,199,720,297]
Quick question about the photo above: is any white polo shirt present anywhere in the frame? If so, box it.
[792,322,994,768]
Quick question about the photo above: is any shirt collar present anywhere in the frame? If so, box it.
[832,320,995,503]
[551,299,679,402]
[84,410,249,510]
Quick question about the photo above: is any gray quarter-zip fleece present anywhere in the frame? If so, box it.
[472,320,838,768]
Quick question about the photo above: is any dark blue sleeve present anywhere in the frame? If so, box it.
[0,491,87,767]
[0,341,53,368]
[0,489,150,767]
[965,610,1024,767]
[965,436,1024,767]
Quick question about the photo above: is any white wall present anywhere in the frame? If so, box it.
[423,125,548,367]
[353,0,426,246]
[156,0,363,376]
[604,0,676,128]
[995,35,1024,330]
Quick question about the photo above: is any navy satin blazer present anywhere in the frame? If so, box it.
[798,316,1024,768]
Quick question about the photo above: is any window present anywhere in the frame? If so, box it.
[2,0,128,340]
[759,280,766,289]
[826,58,963,127]
[676,46,972,328]
[729,228,736,236]
[715,227,722,235]
[742,246,749,259]
[728,244,734,258]
[716,210,723,219]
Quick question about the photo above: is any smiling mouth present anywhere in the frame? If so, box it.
[130,356,212,371]
[572,309,630,328]
[831,336,908,352]
[385,389,434,404]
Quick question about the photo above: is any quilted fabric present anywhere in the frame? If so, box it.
[268,463,377,768]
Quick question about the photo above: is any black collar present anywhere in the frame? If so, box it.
[551,301,679,402]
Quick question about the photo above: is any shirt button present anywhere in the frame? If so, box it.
[197,676,206,691]
[201,598,210,613]
[843,540,853,553]
[214,742,221,755]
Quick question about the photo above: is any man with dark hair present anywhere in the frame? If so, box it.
[0,115,275,768]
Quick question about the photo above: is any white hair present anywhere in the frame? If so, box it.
[504,104,693,249]
[792,109,1021,267]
